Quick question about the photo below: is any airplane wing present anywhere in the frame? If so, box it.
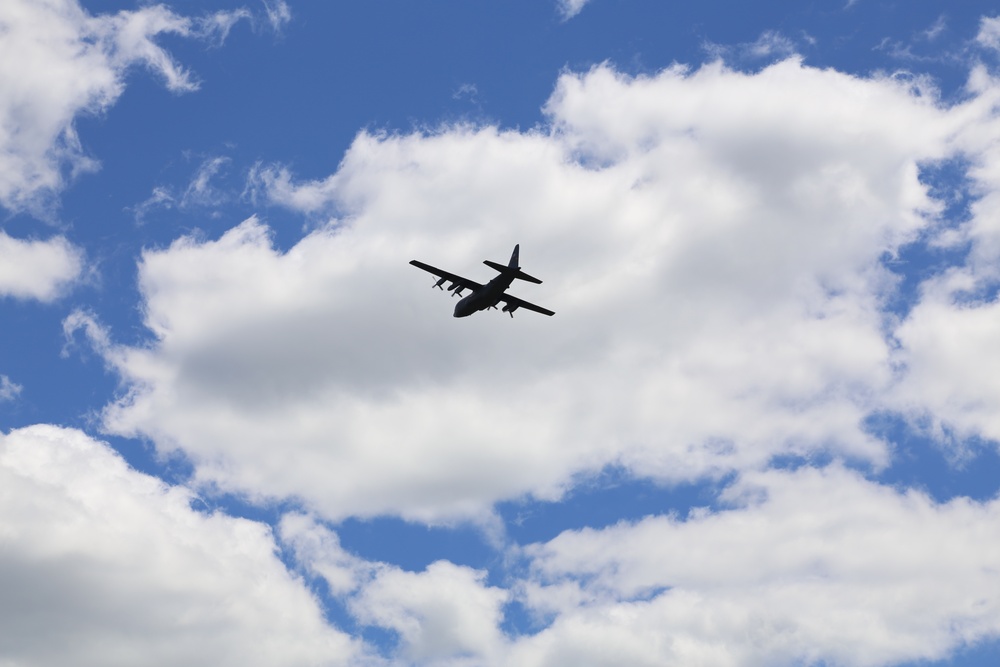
[409,260,483,291]
[498,293,555,316]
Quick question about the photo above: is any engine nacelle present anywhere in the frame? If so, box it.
[434,277,447,290]
[502,303,519,318]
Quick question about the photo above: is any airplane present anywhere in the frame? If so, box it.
[410,244,555,318]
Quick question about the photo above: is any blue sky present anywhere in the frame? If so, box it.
[5,1,1000,665]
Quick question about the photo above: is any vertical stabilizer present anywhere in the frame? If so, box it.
[509,244,520,269]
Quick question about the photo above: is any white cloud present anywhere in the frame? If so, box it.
[76,58,972,524]
[512,466,1000,667]
[262,0,292,32]
[882,66,1000,452]
[924,15,948,42]
[0,0,247,215]
[556,0,592,21]
[0,375,22,402]
[280,513,374,596]
[351,561,509,665]
[131,156,234,224]
[746,30,799,58]
[283,514,510,664]
[977,16,1000,52]
[132,185,174,225]
[703,30,801,63]
[180,156,232,208]
[0,232,82,301]
[891,277,1000,448]
[0,424,365,667]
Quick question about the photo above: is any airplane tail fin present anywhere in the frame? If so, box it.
[483,244,542,283]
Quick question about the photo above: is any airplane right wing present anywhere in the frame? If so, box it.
[498,293,555,317]
[409,260,483,291]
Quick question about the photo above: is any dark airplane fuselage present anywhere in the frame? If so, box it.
[454,271,516,317]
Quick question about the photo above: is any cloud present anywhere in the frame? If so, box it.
[746,30,799,58]
[280,513,374,596]
[262,0,292,33]
[131,156,234,224]
[68,58,979,526]
[0,424,365,667]
[513,465,1000,666]
[0,0,247,215]
[0,376,22,402]
[351,561,509,664]
[704,30,801,63]
[0,232,82,302]
[883,66,1000,452]
[282,466,1000,666]
[977,16,1000,52]
[556,0,592,21]
[283,514,509,664]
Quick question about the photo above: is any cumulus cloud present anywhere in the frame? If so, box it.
[513,465,1000,667]
[280,513,374,596]
[70,58,980,523]
[283,514,509,664]
[0,425,364,667]
[884,66,1000,452]
[283,467,1000,666]
[0,0,249,214]
[0,232,82,301]
[351,561,509,664]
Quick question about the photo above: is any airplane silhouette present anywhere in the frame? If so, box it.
[410,245,555,318]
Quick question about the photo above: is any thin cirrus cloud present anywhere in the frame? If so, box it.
[67,57,984,526]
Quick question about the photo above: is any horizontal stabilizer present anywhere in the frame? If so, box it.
[483,260,542,284]
[514,269,542,284]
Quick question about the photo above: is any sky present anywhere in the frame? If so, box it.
[6,0,1000,665]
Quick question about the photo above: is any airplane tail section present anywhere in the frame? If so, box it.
[513,269,542,284]
[483,244,542,283]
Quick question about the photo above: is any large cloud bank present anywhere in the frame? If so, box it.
[80,58,978,522]
[43,41,1000,666]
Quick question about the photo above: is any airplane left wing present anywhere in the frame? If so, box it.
[498,293,555,317]
[409,260,483,291]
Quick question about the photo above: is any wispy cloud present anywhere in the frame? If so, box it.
[262,0,292,33]
[977,16,1000,52]
[0,375,22,402]
[0,0,248,217]
[704,29,802,62]
[557,0,592,21]
[130,156,233,224]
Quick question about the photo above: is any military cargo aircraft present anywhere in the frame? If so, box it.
[410,244,555,318]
